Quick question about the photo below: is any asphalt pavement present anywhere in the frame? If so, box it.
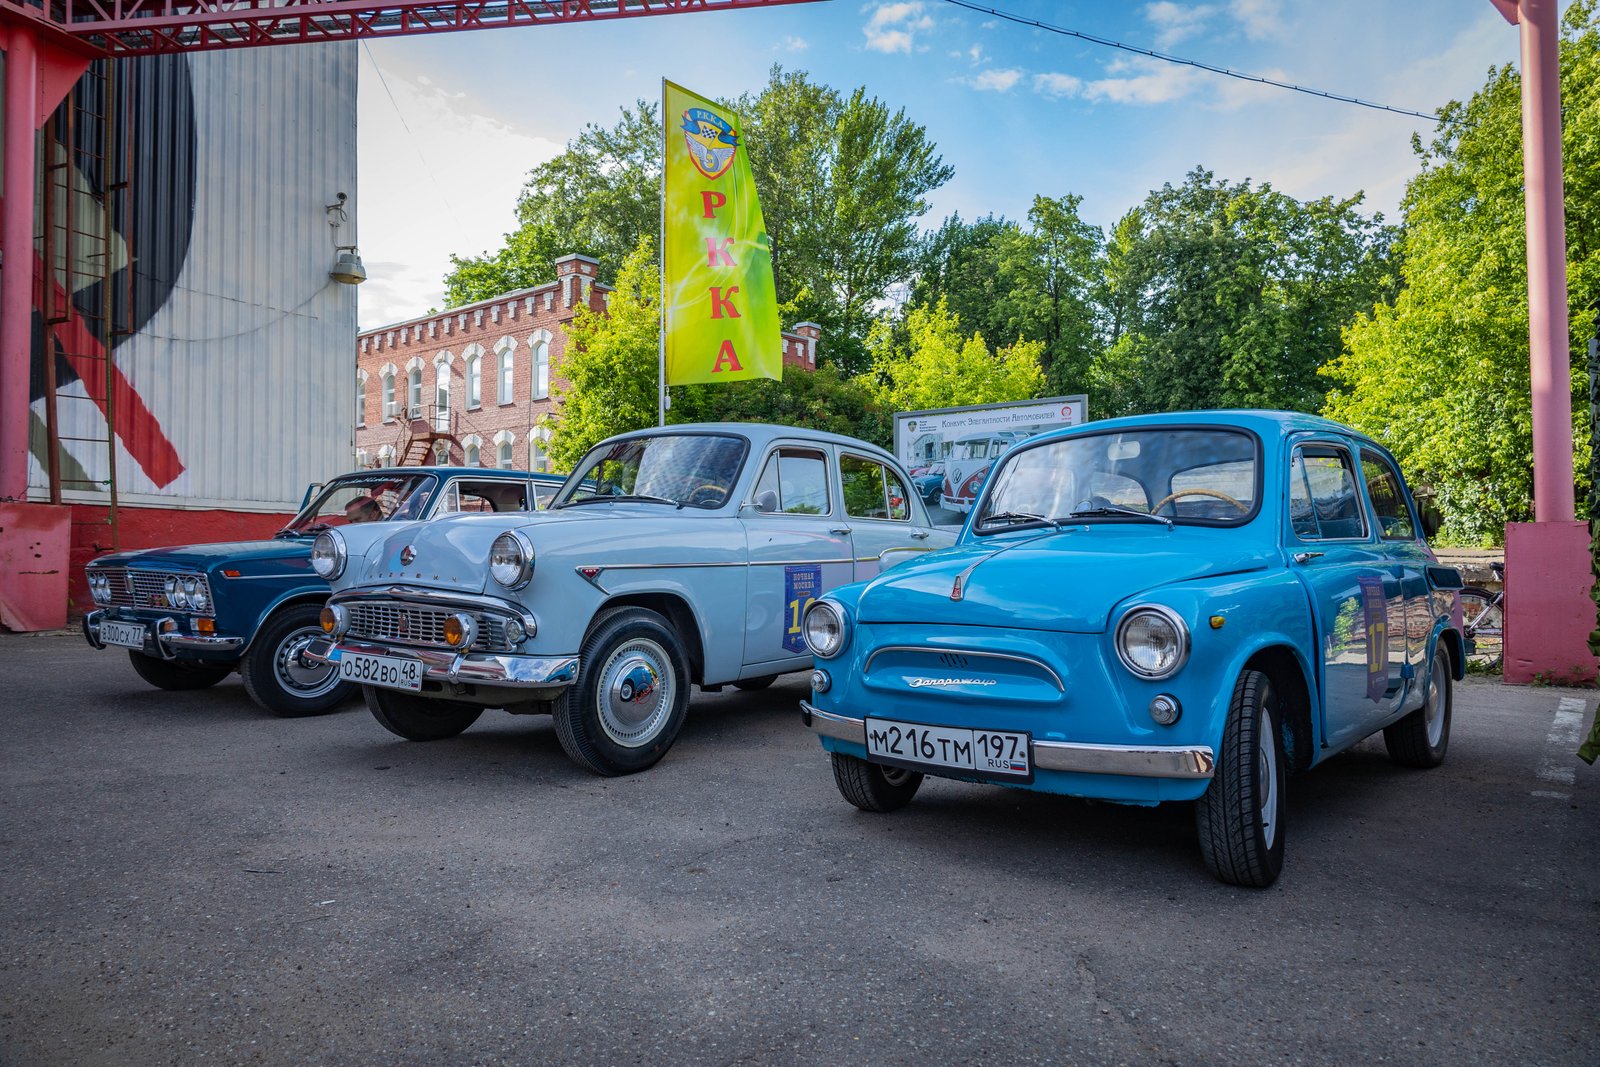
[1,632,1596,1066]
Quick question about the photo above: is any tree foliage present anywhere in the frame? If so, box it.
[547,237,661,470]
[1088,168,1397,418]
[866,297,1045,413]
[1322,0,1600,544]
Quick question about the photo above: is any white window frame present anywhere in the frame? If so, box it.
[494,429,516,470]
[356,370,368,428]
[464,343,484,410]
[529,329,553,401]
[380,362,397,421]
[494,336,517,405]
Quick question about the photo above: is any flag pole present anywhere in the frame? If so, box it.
[658,77,668,428]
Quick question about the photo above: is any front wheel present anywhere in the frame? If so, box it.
[127,650,232,691]
[239,603,354,717]
[365,685,483,741]
[1196,670,1286,888]
[831,752,923,812]
[552,607,691,776]
[1384,643,1453,768]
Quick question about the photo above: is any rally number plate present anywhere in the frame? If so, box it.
[865,717,1032,781]
[337,650,423,691]
[100,620,146,649]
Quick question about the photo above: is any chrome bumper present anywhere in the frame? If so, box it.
[800,701,1215,780]
[83,610,245,658]
[304,636,578,690]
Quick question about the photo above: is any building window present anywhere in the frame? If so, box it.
[356,448,370,468]
[382,372,395,420]
[378,444,395,466]
[498,348,514,404]
[356,374,367,427]
[494,431,516,469]
[434,441,450,465]
[465,441,480,466]
[466,353,481,409]
[532,338,550,400]
[530,424,553,473]
[434,362,451,431]
[408,366,423,415]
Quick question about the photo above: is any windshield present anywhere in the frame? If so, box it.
[557,433,749,510]
[975,429,1259,533]
[281,472,437,534]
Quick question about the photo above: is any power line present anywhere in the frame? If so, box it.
[942,0,1446,124]
[361,41,467,234]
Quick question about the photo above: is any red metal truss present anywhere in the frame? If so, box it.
[1,0,829,57]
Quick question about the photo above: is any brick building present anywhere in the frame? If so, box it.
[354,254,821,473]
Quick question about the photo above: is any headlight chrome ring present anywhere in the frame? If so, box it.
[489,530,536,590]
[1115,604,1191,680]
[310,530,347,580]
[802,600,849,659]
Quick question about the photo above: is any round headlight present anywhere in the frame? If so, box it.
[310,530,347,580]
[1115,605,1191,680]
[189,581,209,612]
[181,577,199,608]
[163,575,179,607]
[802,600,849,659]
[88,573,108,604]
[489,531,535,590]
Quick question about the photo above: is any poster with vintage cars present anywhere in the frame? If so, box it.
[893,396,1089,516]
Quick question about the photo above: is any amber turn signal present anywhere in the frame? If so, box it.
[320,607,337,633]
[443,615,466,646]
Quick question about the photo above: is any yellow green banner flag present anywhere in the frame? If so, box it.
[662,80,782,385]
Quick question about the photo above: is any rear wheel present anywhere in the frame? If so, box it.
[553,608,691,776]
[1196,670,1286,887]
[239,603,353,717]
[365,686,482,741]
[831,752,923,812]
[127,650,232,691]
[1384,643,1453,768]
[1458,587,1502,669]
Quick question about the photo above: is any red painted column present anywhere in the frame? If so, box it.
[1491,0,1597,685]
[1,26,40,502]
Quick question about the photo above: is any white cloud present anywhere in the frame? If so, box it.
[357,50,562,329]
[783,35,809,52]
[969,68,1025,92]
[863,1,934,54]
[1145,2,1217,47]
[1083,56,1207,105]
[1229,0,1287,41]
[1033,72,1084,98]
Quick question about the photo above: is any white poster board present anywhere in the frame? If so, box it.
[894,396,1088,514]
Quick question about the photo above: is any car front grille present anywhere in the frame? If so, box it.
[344,601,515,653]
[92,568,215,616]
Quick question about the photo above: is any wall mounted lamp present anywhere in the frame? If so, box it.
[326,192,367,285]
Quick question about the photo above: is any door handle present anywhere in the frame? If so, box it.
[830,527,851,536]
[911,530,930,540]
[1293,551,1324,564]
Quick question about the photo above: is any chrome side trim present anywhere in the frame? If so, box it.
[162,633,246,653]
[304,637,578,689]
[799,702,1214,780]
[576,559,856,572]
[862,645,1065,692]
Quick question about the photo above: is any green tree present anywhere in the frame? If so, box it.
[1322,0,1600,544]
[673,363,891,448]
[547,237,661,470]
[866,297,1045,413]
[444,102,661,307]
[1088,168,1397,418]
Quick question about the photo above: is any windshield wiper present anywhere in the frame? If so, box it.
[978,511,1055,530]
[1065,505,1173,528]
[560,494,681,508]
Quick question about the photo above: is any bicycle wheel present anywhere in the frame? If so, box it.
[1459,587,1503,669]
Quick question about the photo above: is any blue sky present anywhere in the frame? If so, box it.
[355,0,1523,328]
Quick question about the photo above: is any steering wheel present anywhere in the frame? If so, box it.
[1151,487,1249,514]
[686,483,726,507]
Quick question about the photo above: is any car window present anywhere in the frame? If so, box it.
[1290,445,1367,540]
[752,448,830,514]
[1360,449,1415,541]
[462,481,531,512]
[532,482,558,509]
[1091,472,1148,510]
[840,454,910,522]
[282,472,436,532]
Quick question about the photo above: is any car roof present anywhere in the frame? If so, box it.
[598,422,901,464]
[1034,409,1379,446]
[348,466,566,482]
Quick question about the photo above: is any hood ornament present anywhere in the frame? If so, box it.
[399,545,416,566]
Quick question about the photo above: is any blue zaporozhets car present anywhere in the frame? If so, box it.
[799,410,1464,887]
[82,466,562,716]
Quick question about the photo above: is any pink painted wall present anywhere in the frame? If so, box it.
[1503,520,1598,685]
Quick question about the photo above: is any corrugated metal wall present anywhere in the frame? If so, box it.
[30,43,357,512]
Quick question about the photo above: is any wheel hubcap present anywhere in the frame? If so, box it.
[1424,655,1446,747]
[596,638,674,748]
[1259,709,1279,849]
[275,625,340,697]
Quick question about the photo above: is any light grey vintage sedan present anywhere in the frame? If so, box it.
[303,423,954,775]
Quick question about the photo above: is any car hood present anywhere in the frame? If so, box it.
[853,525,1274,633]
[89,538,312,574]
